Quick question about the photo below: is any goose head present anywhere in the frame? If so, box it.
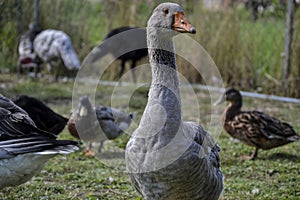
[147,3,196,38]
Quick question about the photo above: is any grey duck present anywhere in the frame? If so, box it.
[67,96,134,156]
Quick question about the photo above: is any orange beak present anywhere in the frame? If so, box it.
[172,12,196,34]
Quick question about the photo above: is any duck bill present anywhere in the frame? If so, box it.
[172,12,196,34]
[79,106,88,117]
[213,93,226,106]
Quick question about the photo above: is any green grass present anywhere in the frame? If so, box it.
[0,74,299,199]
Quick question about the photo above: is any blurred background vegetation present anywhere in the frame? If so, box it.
[0,0,300,97]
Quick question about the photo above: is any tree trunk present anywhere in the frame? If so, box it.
[34,0,40,25]
[282,0,295,94]
[16,0,23,34]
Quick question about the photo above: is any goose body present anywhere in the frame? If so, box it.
[67,96,134,155]
[12,95,68,135]
[0,95,78,189]
[126,3,223,199]
[215,88,300,159]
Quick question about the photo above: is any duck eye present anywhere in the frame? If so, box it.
[163,8,169,14]
[180,19,185,24]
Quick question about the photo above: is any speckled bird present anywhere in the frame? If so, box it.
[18,23,80,79]
[215,88,300,160]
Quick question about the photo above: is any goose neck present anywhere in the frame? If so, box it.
[145,31,182,125]
[147,33,179,90]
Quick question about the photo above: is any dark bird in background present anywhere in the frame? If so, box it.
[215,88,300,160]
[67,96,134,156]
[87,26,148,83]
[0,95,78,189]
[12,95,68,135]
[245,0,271,21]
[18,23,81,79]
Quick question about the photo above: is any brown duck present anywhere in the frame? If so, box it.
[215,88,300,160]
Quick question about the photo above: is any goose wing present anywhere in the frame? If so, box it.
[171,122,223,199]
[0,95,34,125]
[0,96,56,140]
[0,136,78,159]
[0,96,77,159]
[186,122,222,174]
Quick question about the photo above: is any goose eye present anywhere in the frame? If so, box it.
[163,8,169,14]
